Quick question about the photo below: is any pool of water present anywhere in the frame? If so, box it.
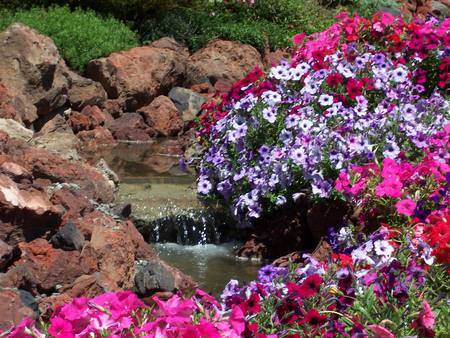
[89,141,260,294]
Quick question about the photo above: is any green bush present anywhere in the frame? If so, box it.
[0,6,139,71]
[140,0,335,53]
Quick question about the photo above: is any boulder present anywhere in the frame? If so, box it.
[0,239,14,270]
[69,105,112,134]
[0,288,38,331]
[0,24,69,125]
[138,96,183,137]
[50,187,94,224]
[0,174,62,246]
[186,40,263,86]
[150,37,189,57]
[50,222,85,251]
[107,113,155,141]
[0,118,33,142]
[263,49,291,67]
[168,87,206,122]
[0,136,115,203]
[31,115,80,161]
[66,71,107,111]
[0,82,36,125]
[86,46,186,111]
[77,127,116,149]
[0,239,98,294]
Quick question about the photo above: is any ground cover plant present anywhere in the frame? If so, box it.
[2,11,449,338]
[0,5,138,71]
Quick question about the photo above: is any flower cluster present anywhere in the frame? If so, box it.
[195,13,449,220]
[4,291,244,338]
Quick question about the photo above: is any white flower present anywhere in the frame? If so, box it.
[374,240,394,257]
[391,66,409,83]
[318,94,334,106]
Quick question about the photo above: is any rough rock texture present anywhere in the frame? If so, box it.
[186,40,263,86]
[0,288,38,331]
[0,24,69,125]
[31,115,80,161]
[150,37,190,57]
[263,49,291,67]
[77,127,116,150]
[86,46,187,111]
[0,118,33,141]
[400,0,449,17]
[0,83,35,125]
[168,87,206,122]
[66,71,107,111]
[107,113,155,141]
[69,105,113,133]
[138,96,183,137]
[0,131,195,328]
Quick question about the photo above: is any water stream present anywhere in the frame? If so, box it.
[87,141,260,295]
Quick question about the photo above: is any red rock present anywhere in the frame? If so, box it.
[138,96,183,137]
[0,174,62,246]
[107,113,155,141]
[50,187,94,223]
[67,71,107,111]
[186,40,263,85]
[0,239,14,270]
[69,111,92,133]
[236,234,267,260]
[103,99,124,118]
[0,161,31,180]
[0,24,69,124]
[71,210,117,240]
[0,288,38,331]
[190,82,212,94]
[77,127,116,149]
[150,37,189,57]
[1,239,98,294]
[0,82,35,125]
[214,79,234,93]
[81,105,113,127]
[263,49,291,67]
[86,46,186,111]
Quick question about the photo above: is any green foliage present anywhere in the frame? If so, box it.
[0,6,138,72]
[140,0,335,53]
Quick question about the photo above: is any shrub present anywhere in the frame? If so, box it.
[194,13,449,220]
[0,6,139,71]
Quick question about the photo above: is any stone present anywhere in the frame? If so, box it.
[0,24,69,125]
[68,111,92,133]
[0,288,38,331]
[0,161,31,181]
[0,174,62,246]
[89,223,136,289]
[0,239,14,270]
[113,203,132,219]
[66,70,107,111]
[107,113,155,141]
[186,39,263,86]
[431,0,449,16]
[190,82,212,94]
[0,118,33,142]
[76,127,116,149]
[50,187,94,223]
[95,159,119,192]
[50,222,85,251]
[86,46,186,111]
[1,239,98,294]
[150,37,189,57]
[31,115,80,161]
[214,79,234,93]
[103,99,124,118]
[71,210,117,240]
[0,82,36,126]
[0,136,115,203]
[168,87,206,122]
[69,105,112,134]
[263,49,291,67]
[236,234,267,260]
[138,96,183,137]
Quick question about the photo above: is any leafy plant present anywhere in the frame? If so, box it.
[0,5,139,72]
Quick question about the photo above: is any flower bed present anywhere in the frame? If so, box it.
[196,12,449,220]
[3,12,449,338]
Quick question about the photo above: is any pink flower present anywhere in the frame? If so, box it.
[229,305,245,335]
[375,178,403,198]
[368,324,395,338]
[293,33,306,45]
[412,300,435,337]
[395,199,416,216]
[49,317,74,338]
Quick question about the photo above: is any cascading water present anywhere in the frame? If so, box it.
[87,141,260,295]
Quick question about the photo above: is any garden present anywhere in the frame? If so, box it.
[0,0,449,337]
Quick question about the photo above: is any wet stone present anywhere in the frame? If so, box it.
[50,222,85,251]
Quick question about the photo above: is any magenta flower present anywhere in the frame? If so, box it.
[395,199,417,216]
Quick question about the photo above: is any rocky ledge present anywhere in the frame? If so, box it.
[0,130,194,330]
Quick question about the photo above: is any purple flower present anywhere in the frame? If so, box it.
[257,265,288,284]
[198,177,212,194]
